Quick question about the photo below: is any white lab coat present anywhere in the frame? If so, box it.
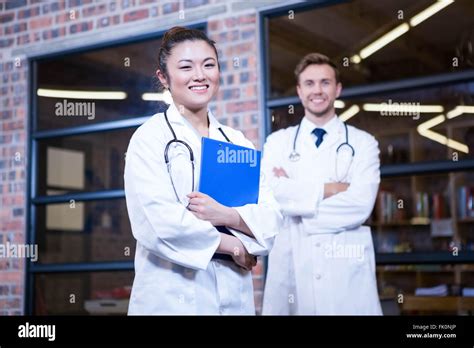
[124,102,282,315]
[262,115,382,315]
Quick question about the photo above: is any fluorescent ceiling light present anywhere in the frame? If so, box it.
[410,0,454,27]
[417,114,469,154]
[350,55,361,64]
[417,114,445,132]
[362,103,444,113]
[334,100,345,109]
[37,88,127,100]
[446,105,474,119]
[352,1,453,64]
[142,91,173,104]
[359,23,410,60]
[339,105,360,122]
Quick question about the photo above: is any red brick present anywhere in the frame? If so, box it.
[0,298,21,309]
[56,11,79,24]
[0,271,22,283]
[225,42,254,57]
[239,14,256,25]
[69,21,93,34]
[208,20,221,32]
[0,13,15,24]
[82,4,107,18]
[123,9,149,22]
[225,17,238,28]
[18,6,40,19]
[30,16,53,30]
[1,221,23,231]
[226,101,257,114]
[243,128,258,144]
[244,85,257,98]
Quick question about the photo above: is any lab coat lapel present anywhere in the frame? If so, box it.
[166,102,202,151]
[208,110,230,143]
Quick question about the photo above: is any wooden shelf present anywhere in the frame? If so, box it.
[458,217,474,224]
[402,296,474,312]
[369,217,437,227]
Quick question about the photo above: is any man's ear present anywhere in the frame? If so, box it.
[156,69,168,89]
[296,83,302,101]
[335,82,342,98]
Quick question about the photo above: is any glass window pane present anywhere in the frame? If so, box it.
[35,199,135,264]
[269,0,474,98]
[270,82,474,165]
[36,127,136,196]
[36,38,167,130]
[34,271,133,315]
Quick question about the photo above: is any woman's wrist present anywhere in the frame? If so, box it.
[222,206,239,228]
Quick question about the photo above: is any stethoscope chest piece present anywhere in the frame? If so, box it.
[289,151,300,162]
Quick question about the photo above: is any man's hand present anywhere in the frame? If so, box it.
[273,167,289,178]
[230,237,257,271]
[324,182,349,199]
[187,192,232,226]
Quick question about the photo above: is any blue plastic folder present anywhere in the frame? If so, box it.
[198,137,261,207]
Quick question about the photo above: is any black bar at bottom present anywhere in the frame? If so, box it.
[0,316,473,345]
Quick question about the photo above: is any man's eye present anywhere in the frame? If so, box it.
[180,66,191,69]
[205,64,215,67]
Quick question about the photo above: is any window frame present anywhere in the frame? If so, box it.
[258,0,474,272]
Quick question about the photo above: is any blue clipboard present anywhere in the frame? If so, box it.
[198,137,261,207]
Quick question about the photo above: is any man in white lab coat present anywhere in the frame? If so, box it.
[262,53,382,315]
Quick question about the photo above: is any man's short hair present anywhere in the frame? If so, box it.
[294,53,340,84]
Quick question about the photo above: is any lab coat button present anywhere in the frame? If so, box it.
[315,242,321,247]
[315,273,321,280]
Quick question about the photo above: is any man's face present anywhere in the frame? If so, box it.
[296,64,342,119]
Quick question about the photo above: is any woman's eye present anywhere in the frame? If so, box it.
[205,64,215,68]
[180,66,191,69]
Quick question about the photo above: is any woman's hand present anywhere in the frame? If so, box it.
[187,192,234,226]
[217,233,257,271]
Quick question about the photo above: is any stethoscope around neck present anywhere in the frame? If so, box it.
[163,109,232,203]
[288,119,355,182]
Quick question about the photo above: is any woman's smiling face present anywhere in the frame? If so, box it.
[158,40,220,112]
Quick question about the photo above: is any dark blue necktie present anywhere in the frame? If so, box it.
[312,128,326,148]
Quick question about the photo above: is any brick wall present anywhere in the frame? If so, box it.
[0,0,288,315]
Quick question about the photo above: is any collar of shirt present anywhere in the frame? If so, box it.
[301,114,340,142]
[165,102,224,140]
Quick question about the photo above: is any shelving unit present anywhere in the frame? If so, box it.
[370,120,474,315]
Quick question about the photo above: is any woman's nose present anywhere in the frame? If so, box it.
[193,67,205,80]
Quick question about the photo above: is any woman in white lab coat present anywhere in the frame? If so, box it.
[124,27,282,315]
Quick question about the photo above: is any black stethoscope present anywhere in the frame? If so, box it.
[163,109,232,203]
[289,120,355,182]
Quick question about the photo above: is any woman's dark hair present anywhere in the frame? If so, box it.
[157,26,220,90]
